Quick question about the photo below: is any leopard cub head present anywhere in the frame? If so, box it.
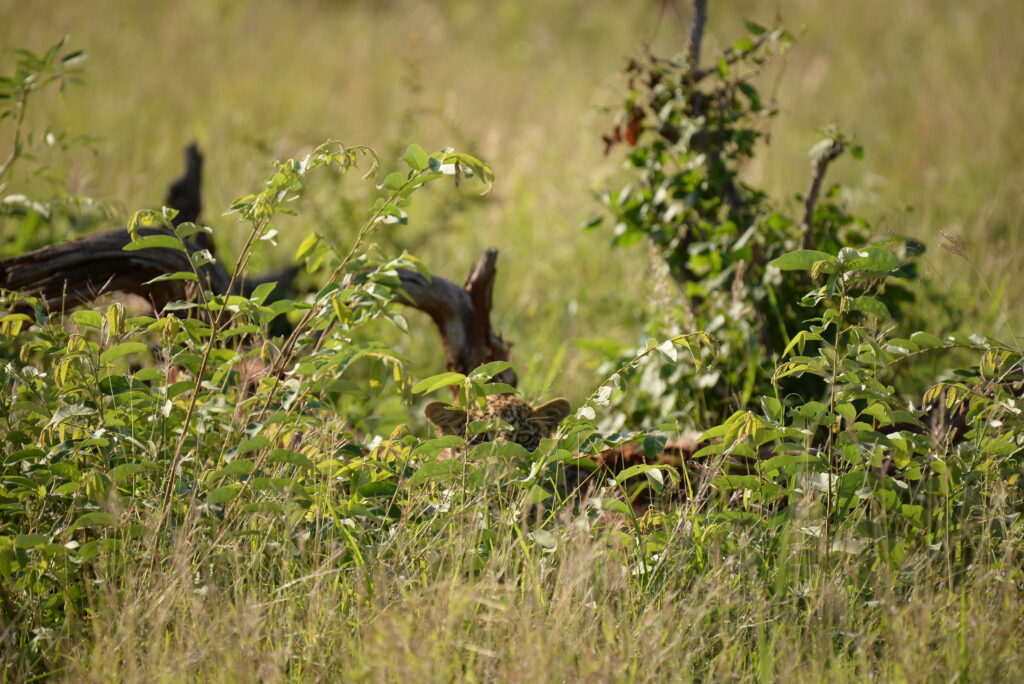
[424,394,572,452]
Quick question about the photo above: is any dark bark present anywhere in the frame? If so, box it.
[0,226,513,382]
[395,248,516,386]
[801,138,845,249]
[165,142,214,253]
[686,0,708,68]
[0,226,229,312]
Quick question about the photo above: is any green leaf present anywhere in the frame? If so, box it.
[79,539,121,561]
[792,401,828,421]
[744,20,767,36]
[413,436,466,457]
[357,481,397,498]
[212,458,255,481]
[642,434,668,459]
[69,512,118,531]
[295,233,320,261]
[835,403,857,423]
[241,502,284,514]
[70,310,103,328]
[0,313,31,336]
[249,281,278,305]
[474,440,530,460]
[761,396,783,422]
[382,172,406,191]
[711,475,761,490]
[731,37,755,52]
[850,296,890,318]
[407,460,461,485]
[770,250,836,271]
[208,484,242,504]
[403,144,429,171]
[268,448,314,470]
[111,463,148,483]
[980,436,1017,457]
[900,504,925,529]
[45,404,95,429]
[842,247,901,272]
[596,498,633,516]
[99,342,149,365]
[14,534,47,549]
[174,222,209,240]
[238,437,270,453]
[910,331,944,348]
[757,453,822,472]
[526,485,553,504]
[615,463,674,485]
[481,383,518,396]
[470,361,513,380]
[412,372,466,394]
[144,271,198,284]
[123,234,186,252]
[6,448,45,464]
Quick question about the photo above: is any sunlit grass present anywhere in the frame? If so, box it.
[2,0,1021,399]
[54,493,1024,682]
[2,2,1023,680]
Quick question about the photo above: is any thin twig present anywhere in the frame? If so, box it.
[0,94,28,181]
[691,32,771,82]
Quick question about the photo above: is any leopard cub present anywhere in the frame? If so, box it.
[424,394,571,452]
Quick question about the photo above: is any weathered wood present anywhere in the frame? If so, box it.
[800,138,845,249]
[0,227,230,312]
[396,248,517,386]
[165,143,203,226]
[0,221,513,382]
[165,143,215,253]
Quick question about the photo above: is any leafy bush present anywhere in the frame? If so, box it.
[580,17,1023,574]
[0,129,502,660]
[591,23,935,431]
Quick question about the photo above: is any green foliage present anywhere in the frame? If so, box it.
[0,13,1022,680]
[578,14,1022,594]
[0,38,121,254]
[0,134,499,663]
[691,246,1024,565]
[592,22,934,432]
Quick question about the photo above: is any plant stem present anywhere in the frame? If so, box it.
[0,93,29,181]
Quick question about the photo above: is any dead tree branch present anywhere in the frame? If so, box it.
[165,143,215,254]
[0,227,513,384]
[801,138,845,249]
[396,248,516,386]
[0,227,230,312]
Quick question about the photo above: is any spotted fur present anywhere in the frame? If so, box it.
[424,394,571,452]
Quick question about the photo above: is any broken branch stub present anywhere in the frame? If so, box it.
[396,248,517,386]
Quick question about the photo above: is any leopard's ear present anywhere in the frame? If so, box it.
[531,398,572,435]
[424,401,469,436]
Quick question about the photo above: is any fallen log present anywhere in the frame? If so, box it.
[0,226,229,312]
[0,223,513,382]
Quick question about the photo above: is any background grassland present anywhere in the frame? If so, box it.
[2,3,1024,681]
[2,0,1022,404]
